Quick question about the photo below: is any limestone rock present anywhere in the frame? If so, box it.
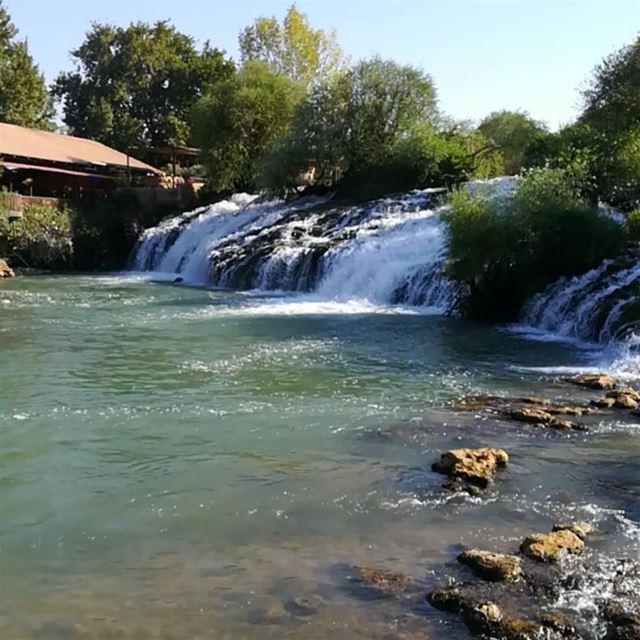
[520,529,585,563]
[564,373,616,390]
[426,585,467,613]
[592,397,617,408]
[552,521,594,541]
[432,448,509,488]
[0,258,15,278]
[457,549,522,582]
[604,389,640,409]
[352,566,410,595]
[508,408,553,424]
[607,388,640,402]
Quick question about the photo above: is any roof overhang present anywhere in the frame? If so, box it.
[2,161,116,180]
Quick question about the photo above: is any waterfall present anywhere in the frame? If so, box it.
[522,256,640,342]
[131,188,454,310]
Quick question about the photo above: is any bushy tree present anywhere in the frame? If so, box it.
[478,110,547,175]
[262,57,437,192]
[239,4,343,87]
[444,167,627,319]
[0,0,53,129]
[53,21,234,150]
[191,62,304,193]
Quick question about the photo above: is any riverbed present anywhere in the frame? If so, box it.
[0,275,638,639]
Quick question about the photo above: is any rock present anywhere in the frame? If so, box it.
[546,405,588,416]
[508,408,553,424]
[606,388,640,402]
[548,418,577,430]
[540,612,579,637]
[427,585,467,613]
[552,521,594,541]
[442,477,483,496]
[246,603,287,625]
[283,596,319,617]
[432,448,509,488]
[457,549,522,582]
[604,390,640,409]
[592,397,617,408]
[603,603,640,640]
[564,373,616,390]
[462,601,504,633]
[0,258,15,278]
[520,529,585,563]
[352,566,410,595]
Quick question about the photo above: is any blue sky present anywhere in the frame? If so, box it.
[5,0,639,130]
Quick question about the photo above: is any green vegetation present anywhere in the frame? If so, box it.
[628,208,640,240]
[53,21,234,150]
[444,168,627,320]
[239,5,343,87]
[0,196,72,268]
[478,110,547,175]
[191,62,305,194]
[261,57,439,195]
[0,0,53,129]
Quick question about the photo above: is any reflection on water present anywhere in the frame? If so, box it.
[0,275,638,639]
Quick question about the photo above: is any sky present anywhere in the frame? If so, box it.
[5,0,640,130]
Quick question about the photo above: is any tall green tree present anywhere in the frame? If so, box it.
[0,0,53,129]
[191,62,304,192]
[53,21,234,150]
[239,4,343,87]
[262,57,438,190]
[477,110,547,175]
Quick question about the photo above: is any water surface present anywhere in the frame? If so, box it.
[1,275,638,639]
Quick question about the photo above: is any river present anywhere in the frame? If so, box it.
[1,273,638,639]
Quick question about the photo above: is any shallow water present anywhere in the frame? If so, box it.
[0,275,638,639]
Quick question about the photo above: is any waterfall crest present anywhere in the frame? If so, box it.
[131,188,452,309]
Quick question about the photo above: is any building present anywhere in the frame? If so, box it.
[0,122,163,203]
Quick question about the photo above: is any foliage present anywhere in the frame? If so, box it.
[0,200,72,268]
[239,4,343,87]
[261,57,438,193]
[444,167,627,319]
[0,0,53,129]
[53,20,234,150]
[191,62,305,193]
[71,192,176,270]
[628,208,640,240]
[478,110,547,175]
[582,36,640,135]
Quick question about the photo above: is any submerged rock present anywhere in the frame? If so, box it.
[602,602,640,640]
[352,566,410,596]
[519,529,585,563]
[457,550,522,582]
[564,374,616,390]
[432,447,509,489]
[0,258,15,278]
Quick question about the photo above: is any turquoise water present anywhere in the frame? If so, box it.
[1,275,638,639]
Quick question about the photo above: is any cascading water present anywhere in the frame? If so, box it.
[131,187,454,310]
[522,256,640,343]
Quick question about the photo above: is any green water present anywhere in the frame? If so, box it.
[1,275,638,639]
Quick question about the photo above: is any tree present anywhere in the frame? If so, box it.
[262,57,438,191]
[582,36,640,135]
[0,0,53,129]
[478,110,547,175]
[239,4,343,87]
[53,21,234,150]
[191,62,305,193]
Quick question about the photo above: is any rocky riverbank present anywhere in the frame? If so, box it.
[351,373,640,640]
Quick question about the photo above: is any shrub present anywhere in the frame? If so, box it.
[444,167,627,319]
[628,208,640,240]
[0,200,72,268]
